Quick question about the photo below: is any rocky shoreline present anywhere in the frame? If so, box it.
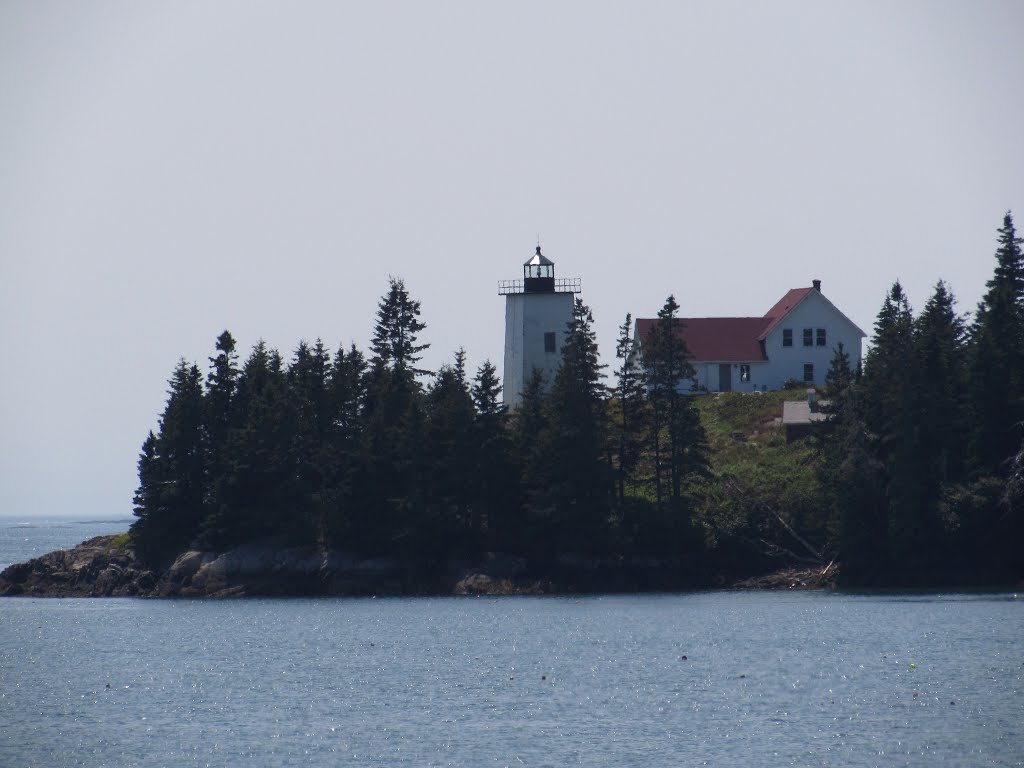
[0,533,839,598]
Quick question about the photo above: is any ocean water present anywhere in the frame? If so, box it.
[1,522,1022,767]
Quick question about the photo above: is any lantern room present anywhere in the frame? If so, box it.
[523,246,555,293]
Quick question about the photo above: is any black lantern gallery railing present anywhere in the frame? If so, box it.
[497,277,581,295]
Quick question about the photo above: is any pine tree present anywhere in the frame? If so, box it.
[361,278,431,554]
[642,296,709,536]
[612,314,646,505]
[203,331,239,530]
[969,212,1024,475]
[541,299,611,552]
[513,368,551,552]
[861,283,919,574]
[471,360,518,550]
[824,341,854,395]
[370,276,430,380]
[201,342,293,547]
[287,339,334,545]
[424,361,477,554]
[325,343,367,546]
[817,342,887,578]
[913,281,968,492]
[131,360,206,565]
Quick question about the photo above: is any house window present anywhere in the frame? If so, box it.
[803,363,814,382]
[740,364,750,382]
[544,332,556,353]
[803,328,813,347]
[783,329,792,347]
[816,328,826,346]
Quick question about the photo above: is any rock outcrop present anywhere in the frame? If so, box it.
[0,535,156,597]
[0,533,840,597]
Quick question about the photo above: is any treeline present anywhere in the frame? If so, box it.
[131,214,1024,588]
[130,277,710,569]
[819,212,1024,584]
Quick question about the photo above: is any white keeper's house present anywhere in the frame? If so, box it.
[635,280,865,393]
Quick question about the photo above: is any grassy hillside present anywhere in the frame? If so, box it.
[693,388,830,567]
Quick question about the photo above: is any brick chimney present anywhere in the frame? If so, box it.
[812,279,821,292]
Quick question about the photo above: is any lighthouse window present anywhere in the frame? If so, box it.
[544,332,556,353]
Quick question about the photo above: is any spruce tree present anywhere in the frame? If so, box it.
[287,339,334,545]
[201,342,293,547]
[642,295,709,537]
[541,299,610,552]
[913,281,968,494]
[131,360,206,565]
[861,283,919,574]
[424,361,477,554]
[421,360,473,548]
[370,276,430,380]
[361,278,431,554]
[471,360,518,550]
[203,331,239,532]
[612,314,646,505]
[325,343,367,545]
[969,212,1024,475]
[513,368,551,553]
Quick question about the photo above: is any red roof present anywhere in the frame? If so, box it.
[635,287,823,362]
[759,288,812,340]
[635,317,769,362]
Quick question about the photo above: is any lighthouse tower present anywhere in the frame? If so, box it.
[498,246,581,409]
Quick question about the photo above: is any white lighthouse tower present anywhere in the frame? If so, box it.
[498,246,581,409]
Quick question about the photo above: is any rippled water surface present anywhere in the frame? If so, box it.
[1,524,1021,767]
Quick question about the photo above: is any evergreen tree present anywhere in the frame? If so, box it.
[824,341,854,395]
[642,295,709,537]
[201,342,293,547]
[361,278,431,554]
[370,276,430,379]
[913,281,968,496]
[287,339,334,545]
[131,360,206,565]
[203,331,239,530]
[541,299,611,551]
[817,342,888,579]
[471,360,518,550]
[424,360,477,554]
[612,314,646,505]
[513,368,551,552]
[969,212,1024,475]
[325,343,367,545]
[861,283,921,573]
[130,431,163,562]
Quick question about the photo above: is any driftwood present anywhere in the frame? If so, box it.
[723,477,825,565]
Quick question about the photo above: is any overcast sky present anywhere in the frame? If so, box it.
[1,1,1022,520]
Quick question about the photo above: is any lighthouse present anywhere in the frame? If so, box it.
[498,246,581,409]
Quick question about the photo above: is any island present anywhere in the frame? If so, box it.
[3,215,1023,596]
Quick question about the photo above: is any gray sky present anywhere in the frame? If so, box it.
[1,1,1022,520]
